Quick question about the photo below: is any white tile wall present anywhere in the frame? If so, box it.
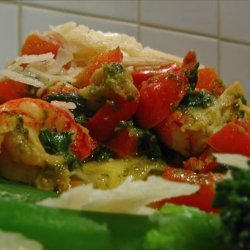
[0,3,18,67]
[220,1,250,44]
[0,0,250,99]
[220,41,250,97]
[140,26,218,68]
[22,6,137,40]
[22,0,137,22]
[141,1,218,36]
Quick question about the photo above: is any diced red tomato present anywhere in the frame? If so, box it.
[162,166,222,184]
[74,47,123,88]
[207,120,250,157]
[132,63,180,88]
[196,68,224,96]
[106,127,139,157]
[154,166,223,213]
[86,95,139,142]
[183,149,218,173]
[21,34,60,56]
[135,74,187,129]
[159,184,218,213]
[135,51,199,129]
[0,80,30,104]
[181,50,197,70]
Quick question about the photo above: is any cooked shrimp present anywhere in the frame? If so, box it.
[0,98,95,191]
[156,82,249,157]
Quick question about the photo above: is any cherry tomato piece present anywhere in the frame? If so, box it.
[154,166,222,213]
[160,184,218,213]
[162,166,220,184]
[135,74,187,129]
[207,120,250,157]
[74,47,123,88]
[106,127,139,158]
[132,63,180,88]
[86,95,139,142]
[183,149,218,173]
[21,34,60,56]
[135,50,200,129]
[0,80,30,104]
[182,50,197,70]
[196,68,224,96]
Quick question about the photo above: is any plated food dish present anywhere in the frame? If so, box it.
[0,23,249,250]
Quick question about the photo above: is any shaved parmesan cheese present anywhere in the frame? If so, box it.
[51,101,76,111]
[214,153,250,170]
[0,230,43,250]
[47,48,73,74]
[38,176,199,215]
[46,27,72,52]
[123,56,182,67]
[7,53,54,71]
[0,69,44,87]
[3,49,76,89]
[27,67,76,83]
[50,22,184,66]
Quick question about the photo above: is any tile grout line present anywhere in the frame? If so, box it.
[0,0,22,50]
[137,0,141,42]
[1,1,250,48]
[17,1,22,50]
[20,2,137,27]
[140,21,250,47]
[219,37,250,47]
[11,1,250,47]
[217,0,221,74]
[15,1,223,42]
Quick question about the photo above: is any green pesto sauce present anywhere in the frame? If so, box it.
[79,63,138,110]
[73,156,166,189]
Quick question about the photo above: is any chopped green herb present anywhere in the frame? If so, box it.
[179,91,214,108]
[213,167,250,250]
[44,93,93,125]
[185,63,199,91]
[139,130,162,161]
[241,96,247,105]
[39,130,80,169]
[39,130,72,155]
[237,110,245,119]
[91,146,115,162]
